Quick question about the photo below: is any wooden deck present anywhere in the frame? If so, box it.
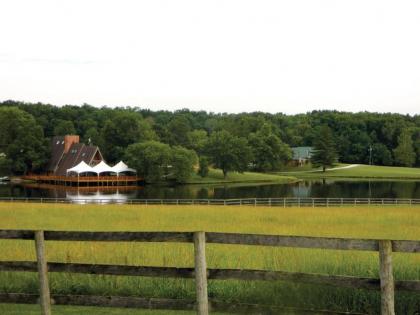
[23,175,143,187]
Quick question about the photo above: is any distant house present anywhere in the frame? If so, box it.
[291,147,313,166]
[46,135,104,175]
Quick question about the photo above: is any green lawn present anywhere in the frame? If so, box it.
[0,203,419,314]
[186,168,297,184]
[278,164,420,179]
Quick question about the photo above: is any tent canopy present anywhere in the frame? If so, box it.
[92,161,114,174]
[66,160,136,175]
[66,161,95,175]
[112,161,137,174]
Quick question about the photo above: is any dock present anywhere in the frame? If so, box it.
[22,175,143,187]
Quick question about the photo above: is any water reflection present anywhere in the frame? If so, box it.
[0,179,419,201]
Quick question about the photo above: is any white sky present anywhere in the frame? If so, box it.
[0,0,419,115]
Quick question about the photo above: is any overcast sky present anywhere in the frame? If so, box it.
[1,0,419,115]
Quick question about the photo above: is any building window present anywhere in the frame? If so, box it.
[82,153,86,157]
[62,141,65,144]
[71,149,77,154]
[56,141,60,145]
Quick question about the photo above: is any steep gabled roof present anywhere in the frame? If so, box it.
[46,136,65,172]
[55,143,84,175]
[55,143,104,175]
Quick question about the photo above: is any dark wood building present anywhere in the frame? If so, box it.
[46,135,103,175]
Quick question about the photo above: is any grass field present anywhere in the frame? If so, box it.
[278,164,420,180]
[0,203,419,314]
[186,168,297,184]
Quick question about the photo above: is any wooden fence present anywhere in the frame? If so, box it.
[1,197,420,206]
[0,230,420,314]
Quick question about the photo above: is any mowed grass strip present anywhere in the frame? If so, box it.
[0,203,419,313]
[186,168,297,184]
[280,164,420,179]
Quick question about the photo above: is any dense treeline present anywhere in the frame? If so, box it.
[0,100,419,180]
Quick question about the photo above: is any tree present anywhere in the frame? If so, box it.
[186,129,208,155]
[102,111,157,163]
[198,156,209,177]
[125,141,171,183]
[170,146,198,183]
[53,120,76,136]
[0,107,48,174]
[167,115,191,146]
[0,155,12,176]
[248,124,291,171]
[393,129,416,167]
[311,125,338,172]
[372,143,393,166]
[206,131,252,179]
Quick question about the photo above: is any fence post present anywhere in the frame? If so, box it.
[34,231,51,315]
[194,231,209,315]
[379,240,395,315]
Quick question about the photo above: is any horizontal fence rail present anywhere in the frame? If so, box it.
[0,230,420,314]
[0,197,420,206]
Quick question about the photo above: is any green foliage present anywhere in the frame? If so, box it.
[198,156,209,178]
[0,156,12,176]
[393,129,416,167]
[170,146,197,183]
[186,129,208,154]
[53,120,76,136]
[125,142,197,183]
[102,111,157,163]
[206,131,253,178]
[248,124,291,171]
[0,107,48,174]
[125,141,171,183]
[372,143,393,166]
[311,125,338,172]
[1,101,419,171]
[167,115,191,146]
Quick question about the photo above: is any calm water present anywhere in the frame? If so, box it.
[1,179,420,201]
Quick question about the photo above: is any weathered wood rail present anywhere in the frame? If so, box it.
[1,197,420,206]
[0,230,419,315]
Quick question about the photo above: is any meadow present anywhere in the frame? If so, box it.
[0,202,419,314]
[186,168,297,184]
[279,164,420,180]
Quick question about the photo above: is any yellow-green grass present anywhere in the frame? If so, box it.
[0,203,419,314]
[0,305,197,315]
[279,164,420,180]
[186,168,297,184]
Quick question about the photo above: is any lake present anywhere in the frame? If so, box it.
[1,179,420,201]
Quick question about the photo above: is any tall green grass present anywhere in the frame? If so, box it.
[0,203,419,314]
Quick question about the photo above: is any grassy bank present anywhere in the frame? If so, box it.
[278,164,420,180]
[186,168,297,184]
[0,203,419,314]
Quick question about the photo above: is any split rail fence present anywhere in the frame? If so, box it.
[1,197,420,206]
[0,230,420,315]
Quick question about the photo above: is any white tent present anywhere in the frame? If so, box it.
[66,161,95,175]
[92,161,114,175]
[111,161,137,175]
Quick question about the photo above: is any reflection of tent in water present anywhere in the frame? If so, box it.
[66,190,137,204]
